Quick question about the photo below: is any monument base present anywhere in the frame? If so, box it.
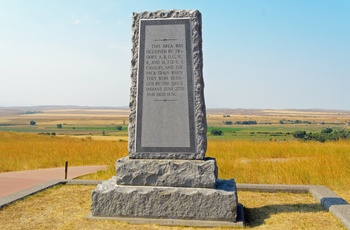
[91,177,240,223]
[87,204,244,227]
[116,157,217,188]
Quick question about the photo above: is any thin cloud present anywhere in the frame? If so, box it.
[73,19,82,25]
[70,15,99,25]
[70,16,83,25]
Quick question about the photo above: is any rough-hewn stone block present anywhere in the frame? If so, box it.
[116,157,217,188]
[91,177,238,222]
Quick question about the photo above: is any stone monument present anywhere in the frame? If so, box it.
[91,10,243,226]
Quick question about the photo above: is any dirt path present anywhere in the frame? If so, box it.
[0,166,107,198]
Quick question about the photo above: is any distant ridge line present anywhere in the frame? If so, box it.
[0,106,349,113]
[0,105,129,110]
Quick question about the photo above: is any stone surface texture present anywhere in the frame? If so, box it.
[91,10,239,225]
[128,10,207,160]
[91,177,238,222]
[116,157,218,188]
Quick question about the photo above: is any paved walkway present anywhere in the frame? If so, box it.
[0,166,107,198]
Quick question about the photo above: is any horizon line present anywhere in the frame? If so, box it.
[0,105,349,112]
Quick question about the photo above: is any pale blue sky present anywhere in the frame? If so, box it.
[0,0,349,110]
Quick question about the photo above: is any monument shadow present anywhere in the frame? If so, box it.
[244,203,323,227]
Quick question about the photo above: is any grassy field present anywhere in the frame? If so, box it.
[1,107,350,190]
[0,131,127,178]
[1,131,350,201]
[0,185,345,229]
[1,107,350,228]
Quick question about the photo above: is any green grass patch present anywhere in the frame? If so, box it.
[206,124,339,141]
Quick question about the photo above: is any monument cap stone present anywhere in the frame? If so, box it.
[128,10,207,160]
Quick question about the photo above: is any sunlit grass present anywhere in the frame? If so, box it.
[208,140,350,190]
[0,185,345,230]
[0,131,127,172]
[2,131,350,191]
[1,131,350,228]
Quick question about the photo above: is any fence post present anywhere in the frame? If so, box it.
[65,161,68,179]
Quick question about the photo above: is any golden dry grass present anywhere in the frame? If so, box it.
[67,135,128,141]
[207,109,350,125]
[0,108,129,126]
[2,107,349,127]
[1,108,349,228]
[207,140,350,192]
[2,131,350,193]
[0,185,345,230]
[0,131,127,172]
[1,130,350,229]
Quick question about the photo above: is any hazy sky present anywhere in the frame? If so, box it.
[1,0,349,110]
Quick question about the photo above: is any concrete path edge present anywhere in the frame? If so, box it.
[0,181,349,229]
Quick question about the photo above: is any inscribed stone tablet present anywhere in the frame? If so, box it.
[137,19,194,151]
[128,10,207,160]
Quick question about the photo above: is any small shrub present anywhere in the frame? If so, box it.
[321,128,333,134]
[211,129,223,136]
[241,120,257,125]
[293,130,306,139]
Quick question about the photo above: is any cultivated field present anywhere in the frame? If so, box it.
[1,107,349,141]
